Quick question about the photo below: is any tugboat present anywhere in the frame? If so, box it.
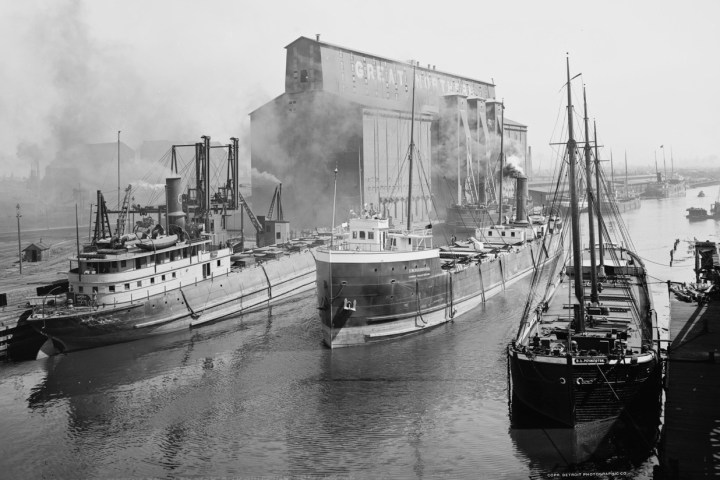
[27,136,320,353]
[507,60,667,428]
[315,62,565,348]
[686,207,709,221]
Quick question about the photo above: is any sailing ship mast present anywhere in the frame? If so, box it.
[625,151,629,199]
[582,86,599,303]
[566,57,585,331]
[593,120,605,269]
[407,61,417,231]
[496,101,505,225]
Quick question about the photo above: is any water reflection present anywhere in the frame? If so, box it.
[509,383,663,478]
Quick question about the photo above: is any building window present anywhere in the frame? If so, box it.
[359,231,366,240]
[502,232,506,236]
[92,286,98,293]
[172,272,176,279]
[151,278,155,285]
[511,232,516,237]
[217,259,221,266]
[79,286,84,293]
[161,275,166,281]
[124,283,130,291]
[137,281,142,287]
[368,232,375,240]
[352,231,358,239]
[109,285,116,293]
[300,69,308,82]
[121,260,126,268]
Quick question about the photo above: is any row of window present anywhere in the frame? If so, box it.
[75,259,223,294]
[486,230,518,237]
[351,231,376,240]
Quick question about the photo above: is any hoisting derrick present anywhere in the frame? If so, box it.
[266,184,283,221]
[115,185,133,238]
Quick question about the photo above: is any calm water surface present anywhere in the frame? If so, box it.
[1,185,718,479]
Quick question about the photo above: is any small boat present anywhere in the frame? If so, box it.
[686,207,709,221]
[508,59,666,428]
[136,234,178,251]
[698,190,705,197]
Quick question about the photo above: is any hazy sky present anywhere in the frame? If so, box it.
[1,0,718,179]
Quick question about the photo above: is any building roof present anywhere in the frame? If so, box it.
[286,36,495,88]
[504,118,527,130]
[23,241,50,251]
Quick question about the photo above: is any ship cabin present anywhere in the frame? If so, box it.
[476,224,528,246]
[338,217,433,252]
[64,237,232,308]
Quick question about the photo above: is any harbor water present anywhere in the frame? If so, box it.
[0,185,718,478]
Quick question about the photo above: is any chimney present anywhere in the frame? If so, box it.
[316,34,320,41]
[166,176,186,229]
[514,175,529,224]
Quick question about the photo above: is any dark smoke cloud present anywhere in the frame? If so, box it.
[503,155,525,178]
[250,93,361,229]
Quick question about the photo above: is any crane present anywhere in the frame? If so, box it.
[266,184,283,221]
[237,186,263,234]
[115,185,133,238]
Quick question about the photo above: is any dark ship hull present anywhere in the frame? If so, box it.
[509,348,660,426]
[316,230,564,347]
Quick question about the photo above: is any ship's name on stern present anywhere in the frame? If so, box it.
[409,266,431,274]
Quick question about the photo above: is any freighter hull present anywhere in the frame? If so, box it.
[316,235,563,348]
[509,350,660,427]
[30,250,316,352]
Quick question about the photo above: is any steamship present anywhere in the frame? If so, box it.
[27,137,319,353]
[508,62,666,428]
[315,67,565,348]
[641,172,686,199]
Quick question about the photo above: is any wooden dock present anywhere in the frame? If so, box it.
[659,296,720,479]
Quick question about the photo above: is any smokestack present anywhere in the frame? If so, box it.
[166,176,185,229]
[514,174,528,224]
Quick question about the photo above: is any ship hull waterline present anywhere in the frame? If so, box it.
[29,250,317,353]
[316,235,564,348]
[509,350,661,428]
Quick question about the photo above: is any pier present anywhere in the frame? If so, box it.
[660,296,720,479]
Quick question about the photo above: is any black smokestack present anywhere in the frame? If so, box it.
[514,174,528,224]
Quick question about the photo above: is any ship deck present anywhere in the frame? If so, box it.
[539,275,645,350]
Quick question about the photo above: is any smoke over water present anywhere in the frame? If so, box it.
[0,0,266,230]
[251,94,361,229]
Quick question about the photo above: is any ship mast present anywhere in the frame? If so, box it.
[566,57,585,331]
[406,61,417,231]
[582,86,598,303]
[625,151,629,199]
[593,120,605,270]
[496,101,505,225]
